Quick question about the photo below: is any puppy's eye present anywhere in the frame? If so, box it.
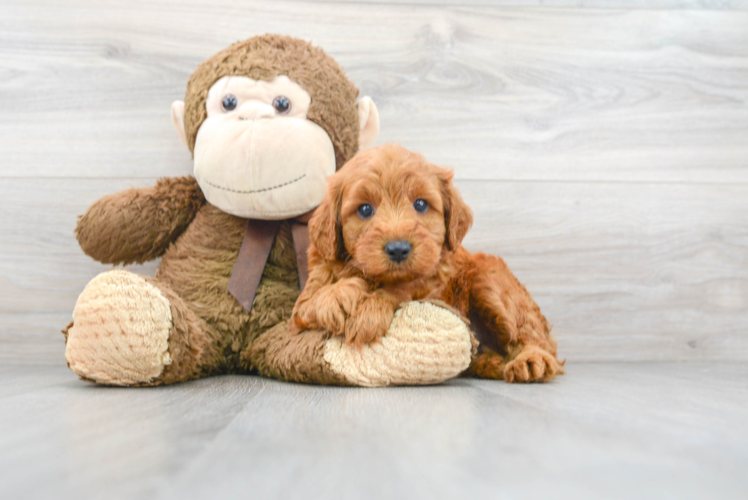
[221,94,238,112]
[357,204,374,219]
[413,199,429,213]
[272,96,291,114]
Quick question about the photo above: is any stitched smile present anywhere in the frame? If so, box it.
[203,174,307,194]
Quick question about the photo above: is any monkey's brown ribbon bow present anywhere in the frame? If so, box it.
[227,212,312,312]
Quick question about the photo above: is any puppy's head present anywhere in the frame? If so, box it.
[309,144,473,282]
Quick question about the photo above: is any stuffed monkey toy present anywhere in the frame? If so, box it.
[63,34,476,387]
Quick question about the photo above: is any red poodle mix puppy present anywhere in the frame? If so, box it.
[292,144,563,382]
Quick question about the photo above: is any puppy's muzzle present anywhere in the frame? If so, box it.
[384,240,411,263]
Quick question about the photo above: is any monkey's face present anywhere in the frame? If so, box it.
[190,75,337,219]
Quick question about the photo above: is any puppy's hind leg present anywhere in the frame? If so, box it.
[469,253,564,383]
[468,346,562,383]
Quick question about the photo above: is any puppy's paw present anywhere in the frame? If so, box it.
[291,301,320,333]
[316,309,349,337]
[298,280,367,336]
[504,344,564,383]
[344,296,395,347]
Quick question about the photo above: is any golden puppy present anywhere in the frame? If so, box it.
[292,144,563,382]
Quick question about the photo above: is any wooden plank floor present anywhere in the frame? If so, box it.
[0,363,746,500]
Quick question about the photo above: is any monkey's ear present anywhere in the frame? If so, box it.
[309,177,344,262]
[356,97,379,151]
[171,100,189,148]
[440,169,473,250]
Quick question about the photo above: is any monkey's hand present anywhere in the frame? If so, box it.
[344,294,396,348]
[291,278,368,336]
[76,176,204,265]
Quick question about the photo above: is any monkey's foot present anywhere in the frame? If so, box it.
[246,301,476,387]
[323,301,476,387]
[64,269,174,386]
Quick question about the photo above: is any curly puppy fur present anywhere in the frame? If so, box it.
[292,144,564,383]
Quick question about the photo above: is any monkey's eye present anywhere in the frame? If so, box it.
[272,96,291,114]
[357,204,374,219]
[413,199,429,213]
[221,94,238,112]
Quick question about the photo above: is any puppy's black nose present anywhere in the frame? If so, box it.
[384,240,411,263]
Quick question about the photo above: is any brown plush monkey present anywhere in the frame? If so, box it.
[63,34,475,387]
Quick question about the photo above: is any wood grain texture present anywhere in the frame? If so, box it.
[0,0,746,364]
[315,0,748,8]
[1,1,747,182]
[1,363,747,500]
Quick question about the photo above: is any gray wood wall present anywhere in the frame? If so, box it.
[1,0,746,364]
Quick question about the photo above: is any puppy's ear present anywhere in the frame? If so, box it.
[439,168,473,250]
[309,175,345,261]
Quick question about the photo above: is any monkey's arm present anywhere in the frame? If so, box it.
[76,176,205,265]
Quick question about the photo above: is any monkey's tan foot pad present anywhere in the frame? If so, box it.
[65,269,173,386]
[323,301,474,387]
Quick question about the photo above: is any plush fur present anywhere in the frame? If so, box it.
[67,35,359,384]
[183,34,360,168]
[293,144,564,382]
[64,35,475,387]
[76,176,205,266]
[71,185,301,382]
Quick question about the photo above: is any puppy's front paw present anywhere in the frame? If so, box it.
[291,301,320,333]
[344,296,395,348]
[304,282,367,336]
[315,302,351,337]
[504,344,563,383]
